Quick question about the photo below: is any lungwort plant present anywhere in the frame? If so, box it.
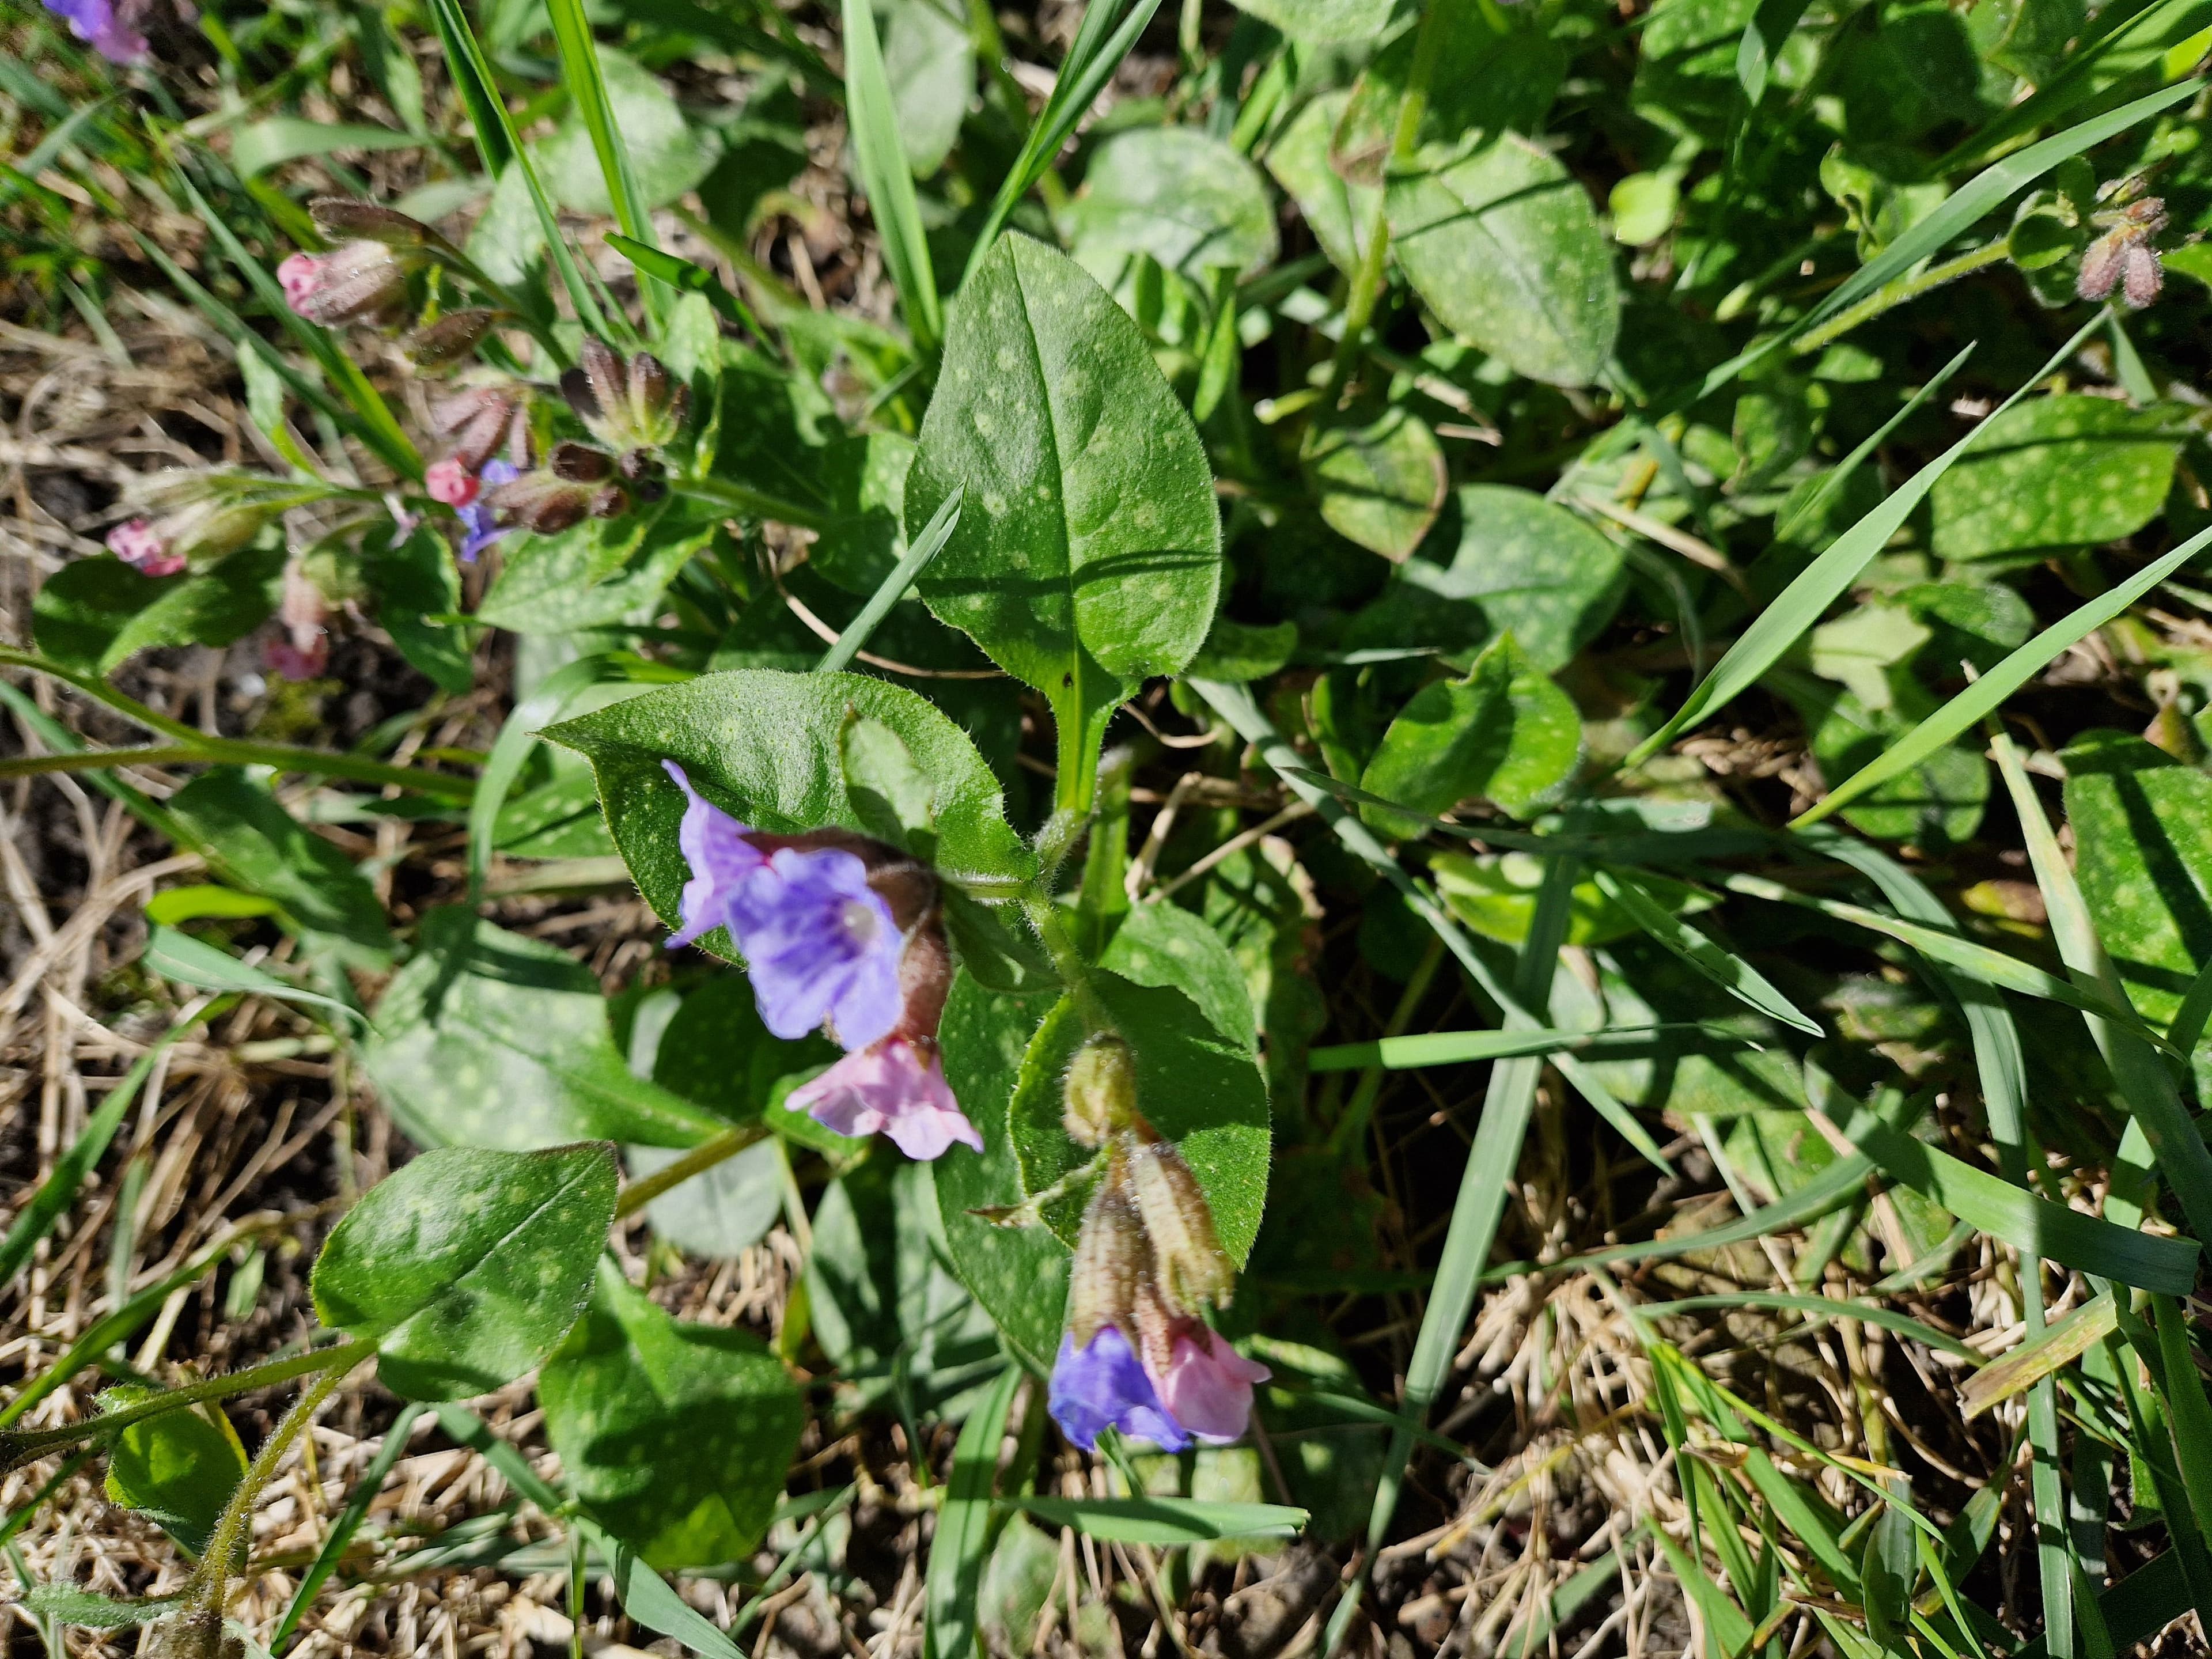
[8,0,2212,1651]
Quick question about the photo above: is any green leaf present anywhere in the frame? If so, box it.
[537,49,719,217]
[230,116,422,175]
[32,547,285,676]
[1398,486,1627,672]
[100,1388,247,1557]
[22,1586,183,1630]
[540,1263,804,1570]
[544,668,1033,956]
[142,926,364,1024]
[1107,900,1258,1055]
[906,233,1221,794]
[1930,395,2181,560]
[1386,135,1620,389]
[1063,127,1280,284]
[1301,407,1448,562]
[1008,1495,1308,1543]
[1265,92,1376,277]
[477,504,718,635]
[166,769,393,967]
[931,971,1070,1371]
[362,909,730,1152]
[1359,635,1581,836]
[877,0,974,176]
[1222,0,1389,39]
[2065,740,2212,1046]
[1332,1,1565,184]
[312,1142,618,1401]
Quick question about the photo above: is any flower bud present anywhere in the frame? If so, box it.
[485,468,595,536]
[1126,1138,1234,1315]
[278,241,412,328]
[405,308,498,369]
[430,383,531,472]
[588,483,630,519]
[1065,1035,1138,1148]
[1067,1179,1146,1348]
[425,457,478,507]
[309,197,433,248]
[561,338,687,451]
[548,440,615,483]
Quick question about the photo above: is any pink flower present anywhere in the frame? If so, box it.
[425,457,479,507]
[268,559,327,680]
[1153,1326,1270,1442]
[265,636,328,680]
[786,1036,981,1161]
[105,517,184,577]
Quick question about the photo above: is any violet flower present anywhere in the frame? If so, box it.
[456,459,518,563]
[786,1036,981,1160]
[662,762,905,1050]
[1049,1327,1191,1453]
[45,0,146,63]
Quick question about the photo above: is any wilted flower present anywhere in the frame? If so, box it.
[786,1036,980,1159]
[563,338,688,453]
[278,243,414,329]
[455,459,518,562]
[105,517,185,576]
[482,467,624,536]
[44,0,146,60]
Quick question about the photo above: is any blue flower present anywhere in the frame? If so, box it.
[661,762,906,1051]
[1049,1327,1191,1453]
[456,459,519,562]
[45,0,146,62]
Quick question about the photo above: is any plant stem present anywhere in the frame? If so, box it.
[1790,238,2013,358]
[1322,0,1447,408]
[0,1338,376,1475]
[612,1124,769,1219]
[195,1361,351,1609]
[1022,892,1115,1035]
[673,472,831,531]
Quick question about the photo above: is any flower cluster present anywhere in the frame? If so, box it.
[661,763,980,1160]
[1046,1037,1268,1452]
[2077,185,2168,310]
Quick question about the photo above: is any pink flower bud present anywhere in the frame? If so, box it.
[105,517,184,577]
[425,458,479,507]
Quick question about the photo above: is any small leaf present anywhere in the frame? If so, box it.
[1387,135,1620,389]
[1062,127,1279,284]
[22,1586,184,1630]
[1265,92,1376,276]
[1397,485,1627,671]
[312,1142,618,1401]
[101,1388,248,1557]
[1359,635,1581,836]
[540,1263,805,1569]
[1301,407,1448,562]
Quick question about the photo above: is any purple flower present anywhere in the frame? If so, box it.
[786,1036,980,1160]
[1050,1327,1190,1453]
[46,0,146,63]
[730,844,903,1048]
[456,459,518,562]
[660,762,906,1051]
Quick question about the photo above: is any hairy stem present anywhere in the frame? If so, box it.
[1022,892,1115,1035]
[0,1338,377,1475]
[194,1361,352,1612]
[613,1124,770,1219]
[1791,238,2013,358]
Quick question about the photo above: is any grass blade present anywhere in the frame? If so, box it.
[0,1021,194,1288]
[543,0,658,321]
[465,654,623,902]
[1988,726,2212,1248]
[270,1402,425,1651]
[1799,516,2212,828]
[1960,1295,2118,1420]
[1593,868,1821,1035]
[817,486,963,674]
[926,1364,1019,1659]
[840,0,941,353]
[1308,1023,1711,1071]
[145,927,367,1026]
[1009,1497,1307,1544]
[1630,320,2093,768]
[422,0,608,341]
